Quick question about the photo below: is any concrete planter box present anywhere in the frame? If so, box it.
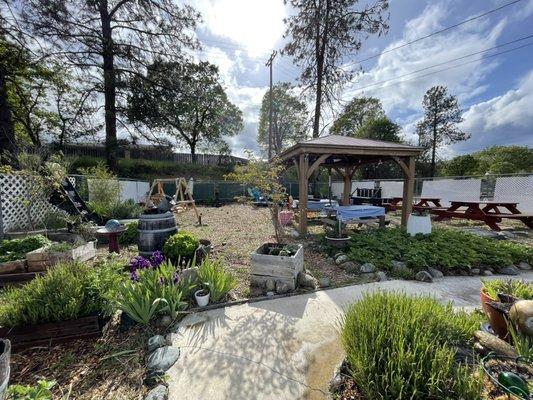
[26,241,96,271]
[250,243,304,290]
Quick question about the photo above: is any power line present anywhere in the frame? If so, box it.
[343,33,533,94]
[343,40,533,96]
[344,0,524,68]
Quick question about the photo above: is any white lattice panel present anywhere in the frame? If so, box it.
[494,176,533,213]
[0,173,57,233]
[421,178,481,207]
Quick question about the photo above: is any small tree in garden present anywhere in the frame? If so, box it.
[224,152,286,243]
[78,164,120,218]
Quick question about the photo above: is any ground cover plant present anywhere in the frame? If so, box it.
[0,235,50,263]
[344,227,532,273]
[0,259,126,327]
[341,292,484,399]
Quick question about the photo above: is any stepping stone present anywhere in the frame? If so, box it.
[145,384,168,400]
[147,346,180,374]
[148,335,167,353]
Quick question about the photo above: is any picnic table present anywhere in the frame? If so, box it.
[432,200,533,231]
[386,197,443,212]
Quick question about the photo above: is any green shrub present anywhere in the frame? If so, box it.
[481,279,533,300]
[163,232,199,259]
[0,235,50,263]
[42,210,70,230]
[197,257,236,302]
[120,221,139,245]
[341,292,483,400]
[107,199,143,220]
[345,227,532,272]
[80,163,120,217]
[0,260,126,327]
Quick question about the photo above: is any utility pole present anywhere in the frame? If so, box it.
[266,50,277,159]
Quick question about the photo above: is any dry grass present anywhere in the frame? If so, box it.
[8,317,163,400]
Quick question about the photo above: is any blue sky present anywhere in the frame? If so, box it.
[192,0,533,158]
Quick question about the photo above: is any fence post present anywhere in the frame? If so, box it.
[0,181,4,240]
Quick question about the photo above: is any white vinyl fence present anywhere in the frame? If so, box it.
[87,178,149,203]
[420,178,482,207]
[493,175,533,213]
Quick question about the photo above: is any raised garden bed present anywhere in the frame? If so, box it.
[250,243,303,290]
[0,259,26,275]
[0,315,108,352]
[26,241,96,271]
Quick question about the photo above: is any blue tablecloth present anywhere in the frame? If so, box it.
[333,205,385,222]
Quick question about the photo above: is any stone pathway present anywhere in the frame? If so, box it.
[166,273,533,400]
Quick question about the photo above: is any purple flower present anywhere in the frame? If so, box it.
[150,250,164,267]
[130,269,139,282]
[173,272,180,284]
[130,255,151,271]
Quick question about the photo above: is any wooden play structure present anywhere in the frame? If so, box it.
[145,178,202,225]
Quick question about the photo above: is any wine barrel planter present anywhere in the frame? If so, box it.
[0,315,107,352]
[138,212,178,257]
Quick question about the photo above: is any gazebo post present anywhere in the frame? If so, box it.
[298,153,308,234]
[401,156,415,226]
[342,167,351,206]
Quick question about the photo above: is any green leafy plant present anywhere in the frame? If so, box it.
[79,163,120,217]
[116,280,163,325]
[481,279,533,300]
[107,199,143,220]
[0,235,50,263]
[163,232,199,259]
[197,257,236,302]
[341,292,484,400]
[42,210,70,230]
[7,379,57,400]
[0,260,125,327]
[46,242,75,253]
[120,221,139,245]
[344,227,532,273]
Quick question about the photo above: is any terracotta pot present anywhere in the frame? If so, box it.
[480,288,509,340]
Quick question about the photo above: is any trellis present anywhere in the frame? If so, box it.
[0,173,57,236]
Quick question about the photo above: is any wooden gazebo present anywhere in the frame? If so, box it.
[277,135,425,234]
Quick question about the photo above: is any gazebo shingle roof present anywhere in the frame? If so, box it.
[300,135,420,149]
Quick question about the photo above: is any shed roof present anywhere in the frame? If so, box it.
[278,135,424,162]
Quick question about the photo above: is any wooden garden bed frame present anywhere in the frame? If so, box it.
[0,314,107,352]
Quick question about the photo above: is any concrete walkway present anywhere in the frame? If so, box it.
[167,273,532,400]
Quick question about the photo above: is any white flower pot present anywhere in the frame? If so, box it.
[407,214,432,236]
[194,290,210,307]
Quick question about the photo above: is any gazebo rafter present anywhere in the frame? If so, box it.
[277,135,425,234]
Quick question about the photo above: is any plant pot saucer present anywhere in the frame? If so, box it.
[325,236,350,249]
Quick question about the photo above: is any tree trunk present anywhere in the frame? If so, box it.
[312,72,323,138]
[190,142,197,163]
[99,5,118,172]
[0,67,17,160]
[430,123,437,178]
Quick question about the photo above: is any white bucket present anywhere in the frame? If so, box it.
[406,214,432,236]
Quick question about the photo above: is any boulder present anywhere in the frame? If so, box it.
[147,346,180,374]
[361,272,376,280]
[325,257,334,264]
[276,281,291,294]
[319,277,331,287]
[391,260,407,271]
[470,268,480,275]
[180,267,199,283]
[518,261,532,271]
[415,270,433,283]
[148,335,167,353]
[298,272,318,289]
[427,267,443,279]
[360,263,376,273]
[145,385,168,400]
[376,271,388,282]
[498,265,519,276]
[342,262,360,274]
[265,279,276,292]
[335,255,349,265]
[155,315,172,328]
[483,270,493,276]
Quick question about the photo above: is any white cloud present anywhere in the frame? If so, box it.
[343,3,506,113]
[194,0,286,57]
[453,70,533,153]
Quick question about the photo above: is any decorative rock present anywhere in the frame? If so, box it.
[148,335,167,353]
[376,271,387,281]
[297,272,318,289]
[498,231,516,240]
[465,228,505,240]
[518,262,531,271]
[334,252,344,259]
[391,260,407,271]
[483,270,493,276]
[361,272,375,280]
[319,277,331,287]
[415,270,433,283]
[145,384,168,400]
[325,257,334,264]
[276,281,291,294]
[335,255,349,265]
[342,262,359,274]
[470,268,480,275]
[427,267,443,279]
[265,279,276,292]
[360,263,376,273]
[180,267,199,283]
[289,229,300,238]
[266,291,275,297]
[498,265,519,275]
[155,315,172,328]
[147,346,180,374]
